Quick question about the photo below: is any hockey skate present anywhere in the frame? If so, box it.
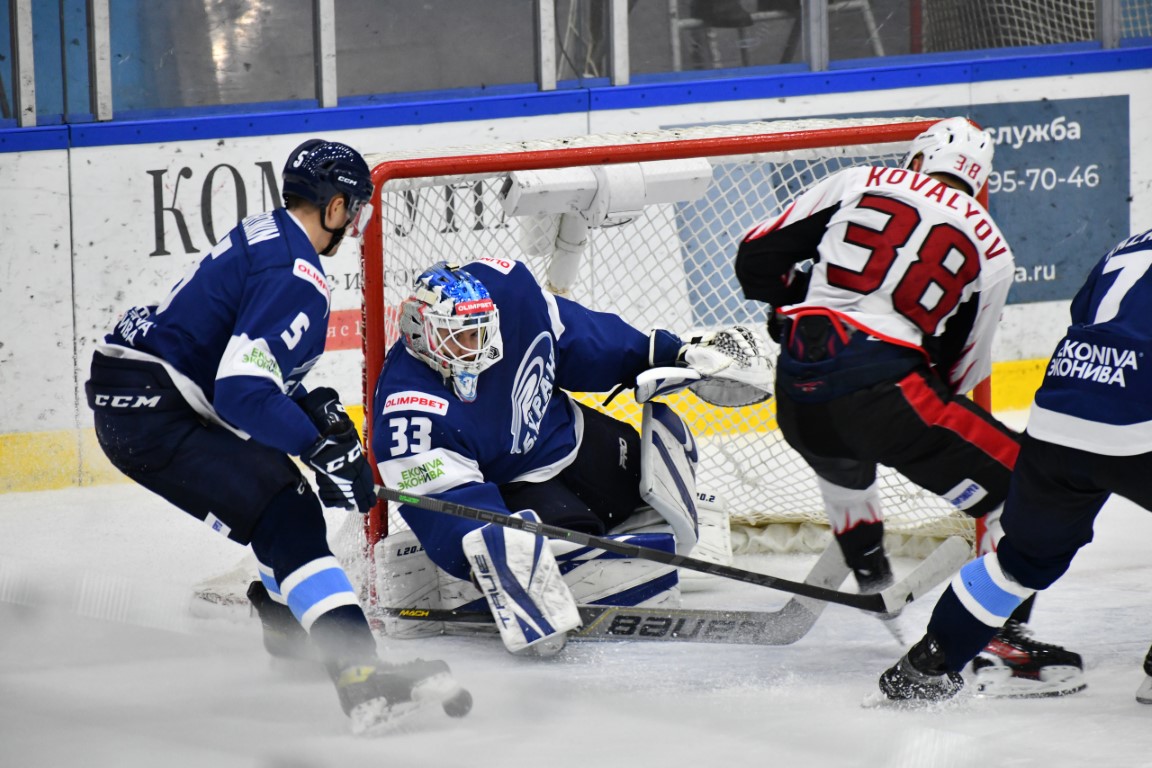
[874,634,964,705]
[972,620,1085,698]
[1135,643,1152,704]
[247,581,313,662]
[334,658,473,735]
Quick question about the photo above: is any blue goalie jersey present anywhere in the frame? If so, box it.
[1028,227,1152,455]
[97,207,329,457]
[371,256,680,578]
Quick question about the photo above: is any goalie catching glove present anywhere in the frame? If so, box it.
[299,387,375,513]
[643,326,773,407]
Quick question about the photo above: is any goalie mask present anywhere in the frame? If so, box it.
[902,117,993,196]
[400,262,503,403]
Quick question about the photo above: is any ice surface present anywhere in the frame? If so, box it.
[2,482,1150,767]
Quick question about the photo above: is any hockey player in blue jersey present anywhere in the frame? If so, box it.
[877,225,1152,704]
[85,139,471,733]
[371,258,770,656]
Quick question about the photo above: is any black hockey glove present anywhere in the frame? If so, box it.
[299,387,354,433]
[302,427,375,513]
[298,388,375,513]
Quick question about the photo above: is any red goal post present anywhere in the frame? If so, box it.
[357,117,991,561]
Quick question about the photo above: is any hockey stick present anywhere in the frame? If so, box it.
[382,540,852,646]
[376,486,971,614]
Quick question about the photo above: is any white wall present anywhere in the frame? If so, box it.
[2,65,1149,490]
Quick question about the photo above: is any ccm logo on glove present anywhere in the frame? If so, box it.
[318,441,363,473]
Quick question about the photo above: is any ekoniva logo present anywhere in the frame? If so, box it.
[383,390,450,416]
[455,299,494,315]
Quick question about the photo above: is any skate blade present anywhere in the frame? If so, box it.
[861,688,968,710]
[349,699,424,737]
[1135,676,1152,705]
[974,665,1086,699]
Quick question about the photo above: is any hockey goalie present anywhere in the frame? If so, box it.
[369,258,771,656]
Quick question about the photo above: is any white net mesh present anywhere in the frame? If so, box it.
[360,118,978,558]
[923,0,1152,50]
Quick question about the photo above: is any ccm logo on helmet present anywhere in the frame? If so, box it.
[93,394,161,408]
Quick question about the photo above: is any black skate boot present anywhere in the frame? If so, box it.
[853,544,894,594]
[877,633,964,703]
[333,658,473,735]
[247,581,312,661]
[972,619,1085,698]
[1136,643,1152,704]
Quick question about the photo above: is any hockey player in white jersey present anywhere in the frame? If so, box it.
[372,258,769,656]
[878,225,1152,703]
[86,139,470,733]
[734,117,1082,696]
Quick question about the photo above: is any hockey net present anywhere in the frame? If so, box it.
[921,0,1152,51]
[354,117,985,569]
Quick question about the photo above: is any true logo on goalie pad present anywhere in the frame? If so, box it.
[462,512,582,654]
[471,554,512,627]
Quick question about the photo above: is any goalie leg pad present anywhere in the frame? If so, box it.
[639,402,699,555]
[680,492,734,591]
[375,529,443,639]
[551,532,680,608]
[462,510,581,656]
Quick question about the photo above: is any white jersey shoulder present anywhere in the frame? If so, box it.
[790,166,1014,353]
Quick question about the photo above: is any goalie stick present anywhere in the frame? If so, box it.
[381,537,967,645]
[382,542,850,645]
[376,486,971,614]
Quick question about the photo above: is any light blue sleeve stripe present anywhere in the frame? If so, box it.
[259,570,281,599]
[285,566,356,622]
[955,557,1025,622]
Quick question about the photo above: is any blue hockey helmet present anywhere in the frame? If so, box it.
[399,262,503,403]
[282,139,374,239]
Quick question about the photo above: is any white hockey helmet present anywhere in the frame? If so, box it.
[399,261,503,403]
[902,117,994,195]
